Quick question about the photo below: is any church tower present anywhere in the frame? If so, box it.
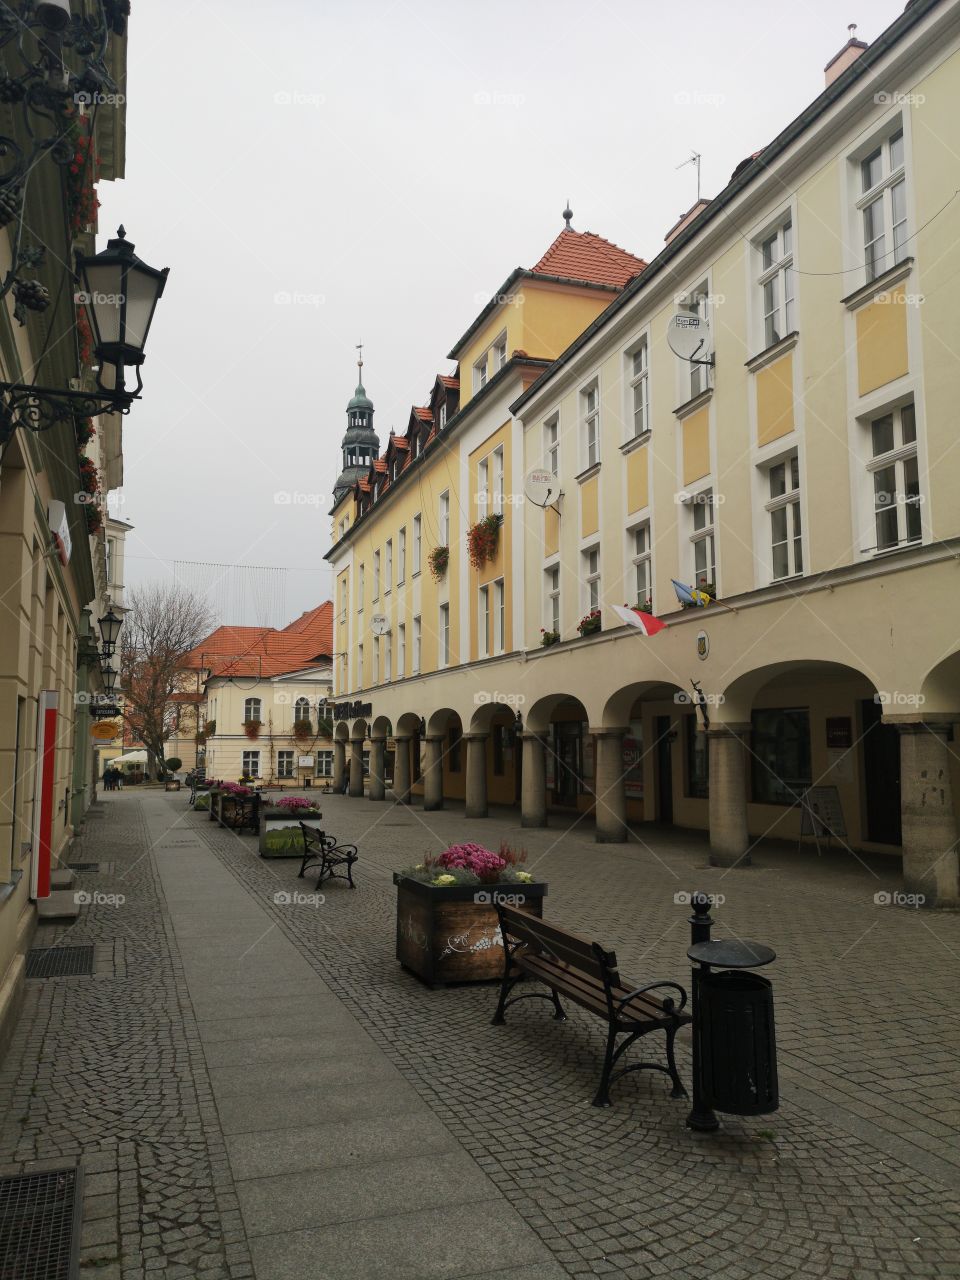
[333,344,380,503]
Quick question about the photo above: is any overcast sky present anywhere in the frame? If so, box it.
[101,0,909,628]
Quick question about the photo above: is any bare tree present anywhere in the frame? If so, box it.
[120,584,214,779]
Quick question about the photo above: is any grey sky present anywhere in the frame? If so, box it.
[101,0,908,626]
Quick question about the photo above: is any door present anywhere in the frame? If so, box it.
[553,723,582,807]
[861,698,902,845]
[655,715,674,823]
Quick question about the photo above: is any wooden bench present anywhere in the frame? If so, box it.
[493,903,690,1107]
[298,822,358,889]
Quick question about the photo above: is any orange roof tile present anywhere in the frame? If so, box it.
[531,229,647,289]
[437,374,459,389]
[412,406,433,422]
[182,602,333,678]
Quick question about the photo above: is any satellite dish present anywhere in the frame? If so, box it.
[523,468,558,509]
[667,313,710,363]
[371,614,389,636]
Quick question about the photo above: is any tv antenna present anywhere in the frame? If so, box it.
[676,150,702,203]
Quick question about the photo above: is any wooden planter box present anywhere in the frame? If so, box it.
[208,789,222,821]
[393,874,547,987]
[258,805,322,858]
[218,793,259,832]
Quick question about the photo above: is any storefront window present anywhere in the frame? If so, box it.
[751,708,811,805]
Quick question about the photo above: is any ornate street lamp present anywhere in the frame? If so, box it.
[101,661,118,693]
[97,605,123,656]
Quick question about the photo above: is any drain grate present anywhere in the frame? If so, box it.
[25,946,94,979]
[66,863,99,873]
[0,1167,82,1280]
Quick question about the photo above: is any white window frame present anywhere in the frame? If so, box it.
[626,337,650,440]
[385,539,392,594]
[494,331,508,371]
[317,750,333,778]
[477,458,488,520]
[384,634,392,682]
[398,527,406,584]
[492,446,504,516]
[583,544,600,613]
[763,454,803,581]
[581,379,600,470]
[628,521,653,610]
[439,604,450,668]
[373,637,380,685]
[242,750,261,778]
[864,399,922,554]
[357,643,363,690]
[479,584,490,658]
[544,562,560,635]
[438,403,447,430]
[413,514,421,574]
[678,279,713,400]
[756,214,795,349]
[243,697,261,723]
[277,750,295,779]
[397,623,405,678]
[474,355,488,393]
[493,578,505,654]
[544,413,559,475]
[357,563,364,611]
[412,615,422,674]
[373,549,380,601]
[688,489,716,589]
[855,124,907,284]
[439,492,450,545]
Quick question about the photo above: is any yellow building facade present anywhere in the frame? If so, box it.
[328,0,960,906]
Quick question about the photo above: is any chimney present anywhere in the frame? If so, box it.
[665,199,711,245]
[825,24,869,87]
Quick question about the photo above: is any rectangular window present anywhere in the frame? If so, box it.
[357,643,363,689]
[438,403,447,430]
[859,128,907,282]
[545,564,560,635]
[397,623,405,678]
[492,446,504,515]
[413,616,421,674]
[277,750,294,779]
[758,215,794,348]
[581,382,600,468]
[373,638,379,685]
[690,491,715,591]
[439,492,450,545]
[494,334,507,371]
[398,528,406,584]
[439,604,450,667]
[630,522,652,609]
[681,283,710,398]
[766,454,803,579]
[373,550,380,600]
[868,401,921,551]
[242,750,260,778]
[413,514,422,573]
[385,539,392,593]
[685,718,709,799]
[494,578,505,654]
[357,563,364,610]
[544,414,559,474]
[627,340,649,438]
[474,356,488,392]
[477,458,488,520]
[384,635,392,682]
[479,584,490,657]
[317,750,333,778]
[583,545,600,612]
[751,708,811,805]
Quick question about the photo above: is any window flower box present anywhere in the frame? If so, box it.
[577,609,602,637]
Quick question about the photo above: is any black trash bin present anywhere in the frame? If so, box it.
[696,968,778,1116]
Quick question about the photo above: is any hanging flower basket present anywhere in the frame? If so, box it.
[427,546,449,582]
[243,719,262,740]
[466,513,503,571]
[293,720,313,742]
[577,609,602,637]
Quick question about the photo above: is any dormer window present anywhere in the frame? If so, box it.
[438,403,447,429]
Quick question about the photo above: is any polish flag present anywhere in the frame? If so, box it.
[611,604,667,636]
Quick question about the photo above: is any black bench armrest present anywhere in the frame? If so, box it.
[615,981,688,1018]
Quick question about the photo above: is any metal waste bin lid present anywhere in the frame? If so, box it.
[687,939,776,968]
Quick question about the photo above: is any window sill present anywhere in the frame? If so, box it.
[575,462,601,484]
[842,257,915,312]
[865,538,923,560]
[620,431,651,456]
[745,331,799,373]
[673,387,713,420]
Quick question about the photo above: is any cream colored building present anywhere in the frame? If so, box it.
[327,0,960,906]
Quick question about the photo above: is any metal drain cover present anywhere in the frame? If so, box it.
[0,1166,82,1280]
[25,946,94,979]
[66,863,99,873]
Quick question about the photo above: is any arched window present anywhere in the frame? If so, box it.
[294,697,310,723]
[243,697,262,723]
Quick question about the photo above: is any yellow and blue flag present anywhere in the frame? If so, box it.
[672,579,712,608]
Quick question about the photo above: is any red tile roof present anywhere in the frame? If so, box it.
[412,406,433,422]
[182,602,333,678]
[531,229,647,289]
[437,374,459,389]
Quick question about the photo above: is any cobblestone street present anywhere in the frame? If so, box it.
[1,789,959,1279]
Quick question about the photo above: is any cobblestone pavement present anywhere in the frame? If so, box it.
[1,789,958,1280]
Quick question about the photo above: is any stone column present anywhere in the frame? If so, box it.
[423,735,444,811]
[899,722,960,907]
[593,728,628,844]
[348,739,364,797]
[521,732,547,828]
[708,725,751,868]
[333,740,346,791]
[393,735,411,803]
[464,733,489,819]
[369,739,386,801]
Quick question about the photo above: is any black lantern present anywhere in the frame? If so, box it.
[101,662,119,693]
[76,227,169,400]
[98,606,123,655]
